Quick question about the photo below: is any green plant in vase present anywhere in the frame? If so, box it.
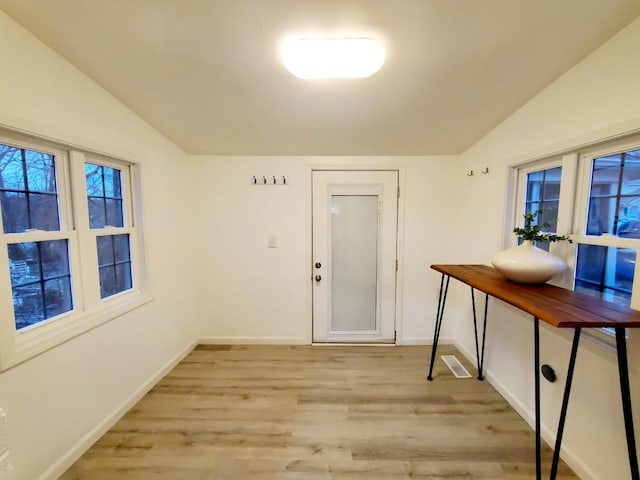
[512,210,572,244]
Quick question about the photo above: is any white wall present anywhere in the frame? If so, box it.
[0,12,199,480]
[454,16,640,480]
[191,155,461,345]
[3,6,639,480]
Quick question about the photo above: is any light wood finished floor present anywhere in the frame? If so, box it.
[61,345,579,479]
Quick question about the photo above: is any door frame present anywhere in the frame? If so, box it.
[304,163,406,345]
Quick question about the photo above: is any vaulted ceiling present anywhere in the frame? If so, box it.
[2,0,639,155]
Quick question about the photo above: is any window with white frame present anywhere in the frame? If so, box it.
[574,150,640,306]
[517,164,563,252]
[0,131,148,370]
[513,135,640,341]
[85,161,133,299]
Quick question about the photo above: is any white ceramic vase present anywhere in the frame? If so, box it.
[491,240,567,284]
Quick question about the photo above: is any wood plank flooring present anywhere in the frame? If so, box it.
[60,345,579,479]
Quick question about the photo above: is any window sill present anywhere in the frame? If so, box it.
[0,292,154,371]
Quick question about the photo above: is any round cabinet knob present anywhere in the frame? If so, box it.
[315,262,322,268]
[315,275,322,281]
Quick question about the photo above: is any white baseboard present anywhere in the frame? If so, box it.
[197,336,308,345]
[397,336,452,345]
[451,339,601,480]
[37,339,197,480]
[198,336,450,347]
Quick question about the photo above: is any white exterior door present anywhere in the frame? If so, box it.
[312,170,398,343]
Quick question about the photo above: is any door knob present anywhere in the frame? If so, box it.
[315,262,322,268]
[315,275,322,281]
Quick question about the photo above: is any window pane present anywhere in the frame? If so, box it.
[0,145,25,190]
[617,196,640,237]
[103,167,122,197]
[0,191,28,233]
[618,219,640,238]
[621,157,640,195]
[524,166,562,238]
[40,239,70,279]
[8,240,73,330]
[99,266,116,298]
[538,201,559,232]
[88,197,106,228]
[25,151,56,193]
[28,192,60,231]
[591,155,620,197]
[113,234,130,262]
[575,244,634,307]
[13,284,45,330]
[85,162,124,229]
[0,144,61,233]
[526,171,543,202]
[44,277,73,318]
[8,242,41,285]
[84,163,104,196]
[543,176,561,201]
[105,198,123,227]
[525,167,562,232]
[115,263,132,292]
[588,152,640,237]
[97,235,114,266]
[96,234,132,299]
[586,197,613,235]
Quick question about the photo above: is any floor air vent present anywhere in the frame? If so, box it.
[441,355,472,378]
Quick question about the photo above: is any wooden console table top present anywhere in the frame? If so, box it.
[431,264,640,329]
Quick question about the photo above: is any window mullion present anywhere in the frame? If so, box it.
[121,167,134,228]
[69,150,101,308]
[556,153,578,237]
[551,153,578,289]
[3,230,70,244]
[56,151,74,232]
[20,148,34,229]
[128,229,141,292]
[0,237,16,367]
[612,152,626,234]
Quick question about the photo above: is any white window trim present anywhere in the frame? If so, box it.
[0,129,152,371]
[509,135,640,351]
[576,138,640,311]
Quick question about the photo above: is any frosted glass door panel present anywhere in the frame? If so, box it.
[331,195,378,331]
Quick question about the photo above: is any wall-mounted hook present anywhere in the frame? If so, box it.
[252,174,287,185]
[481,167,489,174]
[467,170,474,177]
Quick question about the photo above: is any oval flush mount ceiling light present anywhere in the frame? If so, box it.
[282,38,385,79]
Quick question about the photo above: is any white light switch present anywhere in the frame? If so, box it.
[268,235,277,248]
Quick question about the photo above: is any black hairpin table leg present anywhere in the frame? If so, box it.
[427,274,449,381]
[550,328,581,480]
[534,316,541,480]
[615,328,639,480]
[471,288,489,380]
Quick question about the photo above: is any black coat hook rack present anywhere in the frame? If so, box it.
[251,175,288,185]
